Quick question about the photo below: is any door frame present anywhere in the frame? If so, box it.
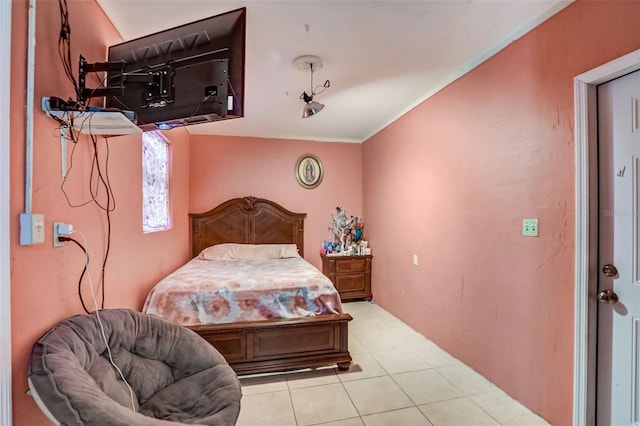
[574,48,640,425]
[0,0,11,424]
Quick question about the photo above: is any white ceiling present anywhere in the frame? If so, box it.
[96,0,572,143]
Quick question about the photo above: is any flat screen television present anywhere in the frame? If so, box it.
[105,8,245,131]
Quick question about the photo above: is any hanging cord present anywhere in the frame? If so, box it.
[40,104,107,210]
[87,133,115,309]
[57,236,90,314]
[60,133,99,208]
[187,93,215,120]
[52,0,130,408]
[57,0,79,100]
[227,77,238,101]
[87,132,116,213]
[82,70,109,107]
[188,74,237,119]
[58,129,115,309]
[73,230,136,412]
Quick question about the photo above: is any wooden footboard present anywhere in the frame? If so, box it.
[188,313,353,375]
[186,197,352,375]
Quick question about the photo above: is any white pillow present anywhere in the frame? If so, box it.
[199,243,299,260]
[276,244,300,258]
[198,243,254,260]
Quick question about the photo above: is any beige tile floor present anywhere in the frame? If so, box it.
[236,301,549,426]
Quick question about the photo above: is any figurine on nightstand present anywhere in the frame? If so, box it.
[329,207,360,255]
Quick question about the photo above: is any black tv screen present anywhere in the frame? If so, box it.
[106,8,245,131]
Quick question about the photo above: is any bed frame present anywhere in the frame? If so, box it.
[187,196,352,375]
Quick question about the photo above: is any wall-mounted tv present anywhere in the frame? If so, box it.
[106,8,245,131]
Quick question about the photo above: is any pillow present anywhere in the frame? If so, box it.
[198,243,255,260]
[199,243,300,260]
[277,244,300,258]
[252,244,300,259]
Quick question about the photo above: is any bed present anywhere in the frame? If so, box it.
[143,196,352,375]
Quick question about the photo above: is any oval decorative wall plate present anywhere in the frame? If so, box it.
[295,154,323,189]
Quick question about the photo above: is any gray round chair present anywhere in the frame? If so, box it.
[28,309,242,425]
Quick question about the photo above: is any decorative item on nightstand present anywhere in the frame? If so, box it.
[329,207,362,255]
[353,219,364,243]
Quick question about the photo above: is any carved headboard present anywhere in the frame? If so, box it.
[189,196,307,258]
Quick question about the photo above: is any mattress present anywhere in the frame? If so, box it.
[142,256,343,326]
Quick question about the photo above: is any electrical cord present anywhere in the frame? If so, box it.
[57,0,79,98]
[58,236,90,314]
[187,76,235,120]
[42,100,79,144]
[87,133,115,309]
[100,136,114,309]
[41,102,106,211]
[187,93,214,120]
[109,95,132,113]
[57,0,111,106]
[190,76,241,120]
[88,132,116,212]
[73,230,136,412]
[57,118,115,309]
[83,70,109,106]
[227,76,238,104]
[52,0,128,404]
[60,139,98,208]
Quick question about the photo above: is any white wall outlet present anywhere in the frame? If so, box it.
[53,222,74,248]
[413,254,418,266]
[53,222,64,248]
[523,218,539,237]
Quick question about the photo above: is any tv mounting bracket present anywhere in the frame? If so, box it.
[77,55,172,107]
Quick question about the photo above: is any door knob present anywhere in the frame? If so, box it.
[597,289,619,304]
[602,264,618,277]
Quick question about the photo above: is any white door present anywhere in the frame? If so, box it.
[597,70,640,425]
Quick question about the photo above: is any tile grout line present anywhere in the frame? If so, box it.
[428,368,505,425]
[337,374,365,423]
[386,367,439,424]
[238,302,545,426]
[285,375,301,426]
[355,307,503,424]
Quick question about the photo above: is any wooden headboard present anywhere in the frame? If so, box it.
[189,196,307,258]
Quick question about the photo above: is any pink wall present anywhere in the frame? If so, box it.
[189,135,363,269]
[362,1,640,425]
[12,1,640,425]
[10,1,191,424]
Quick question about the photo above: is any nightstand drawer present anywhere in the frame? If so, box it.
[335,258,366,272]
[335,274,366,292]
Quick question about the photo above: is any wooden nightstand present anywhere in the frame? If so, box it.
[321,254,372,301]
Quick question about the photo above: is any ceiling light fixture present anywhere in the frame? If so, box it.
[294,55,330,119]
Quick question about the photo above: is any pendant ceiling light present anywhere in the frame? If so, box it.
[294,55,330,119]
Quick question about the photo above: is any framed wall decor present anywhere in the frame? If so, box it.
[295,154,323,189]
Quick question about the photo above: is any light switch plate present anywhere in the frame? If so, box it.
[523,218,539,237]
[19,213,45,245]
[32,214,45,244]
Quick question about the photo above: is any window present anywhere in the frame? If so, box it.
[142,132,170,233]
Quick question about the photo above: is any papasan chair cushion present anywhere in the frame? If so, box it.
[28,309,242,425]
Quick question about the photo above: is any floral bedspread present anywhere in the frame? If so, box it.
[142,257,343,326]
